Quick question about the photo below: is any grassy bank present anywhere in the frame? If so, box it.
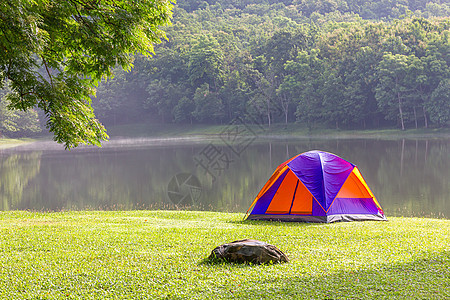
[107,122,450,140]
[0,211,448,299]
[1,125,448,148]
[0,138,35,149]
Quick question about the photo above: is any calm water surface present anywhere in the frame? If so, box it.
[0,137,448,219]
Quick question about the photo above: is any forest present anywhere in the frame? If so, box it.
[1,0,449,137]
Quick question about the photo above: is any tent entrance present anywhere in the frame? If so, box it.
[266,170,312,215]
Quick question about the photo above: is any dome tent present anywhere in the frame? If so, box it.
[245,150,386,223]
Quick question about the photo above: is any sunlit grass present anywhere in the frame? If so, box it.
[0,211,448,299]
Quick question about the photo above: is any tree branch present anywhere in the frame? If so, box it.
[43,59,54,88]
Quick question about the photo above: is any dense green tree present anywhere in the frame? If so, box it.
[92,67,128,125]
[416,42,450,127]
[423,2,450,18]
[132,10,448,130]
[220,52,256,121]
[0,88,41,137]
[321,69,348,128]
[281,50,327,129]
[295,0,341,17]
[376,53,417,130]
[5,1,446,136]
[188,35,224,91]
[144,79,188,123]
[0,0,173,148]
[427,79,450,126]
[173,96,195,123]
[192,83,225,123]
[341,46,381,128]
[265,28,311,124]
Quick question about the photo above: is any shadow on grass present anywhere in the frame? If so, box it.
[227,219,324,228]
[198,257,286,268]
[198,257,258,268]
[226,251,450,299]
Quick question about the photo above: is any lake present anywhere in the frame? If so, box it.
[0,137,448,219]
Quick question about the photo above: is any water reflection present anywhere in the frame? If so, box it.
[0,152,41,210]
[0,138,448,219]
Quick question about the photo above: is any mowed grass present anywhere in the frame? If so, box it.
[0,211,448,299]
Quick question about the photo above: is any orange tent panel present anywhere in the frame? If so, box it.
[352,167,383,209]
[336,168,372,199]
[255,165,289,200]
[290,179,313,214]
[266,170,298,214]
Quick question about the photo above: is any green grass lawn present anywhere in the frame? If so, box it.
[0,211,448,299]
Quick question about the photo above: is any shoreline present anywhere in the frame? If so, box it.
[106,123,450,140]
[0,138,36,149]
[1,125,448,150]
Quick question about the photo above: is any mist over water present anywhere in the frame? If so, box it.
[0,137,448,219]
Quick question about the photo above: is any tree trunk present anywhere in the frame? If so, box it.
[422,106,428,128]
[285,106,288,125]
[413,106,418,129]
[397,92,405,130]
[282,94,288,125]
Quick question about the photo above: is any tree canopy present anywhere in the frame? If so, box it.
[1,0,448,146]
[99,2,445,131]
[0,0,174,148]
